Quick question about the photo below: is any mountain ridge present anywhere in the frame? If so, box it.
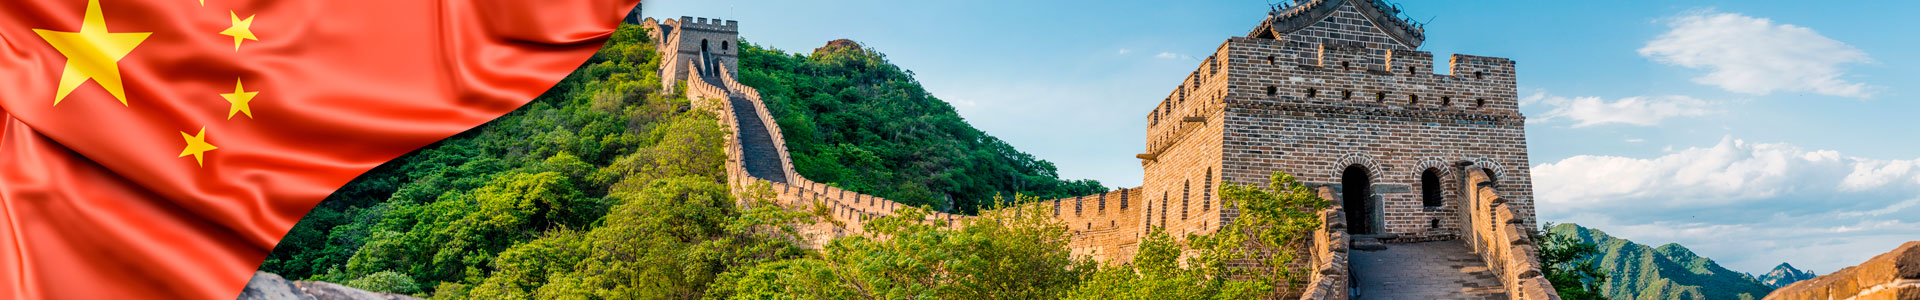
[1757,263,1818,289]
[1551,223,1774,300]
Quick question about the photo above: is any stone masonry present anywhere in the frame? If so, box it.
[652,0,1554,297]
[642,16,739,94]
[1141,0,1533,245]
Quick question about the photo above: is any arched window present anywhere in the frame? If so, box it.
[1375,92,1387,102]
[1303,88,1317,99]
[1181,180,1190,220]
[1406,66,1416,75]
[1476,98,1488,108]
[1160,194,1169,227]
[722,41,730,51]
[1340,61,1351,70]
[1421,168,1442,207]
[1409,94,1420,105]
[1266,86,1277,96]
[1442,96,1453,107]
[1203,168,1213,211]
[1341,90,1353,100]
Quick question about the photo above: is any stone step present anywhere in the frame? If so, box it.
[1353,233,1398,240]
[1352,238,1387,251]
[723,93,790,184]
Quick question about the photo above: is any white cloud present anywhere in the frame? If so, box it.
[1155,52,1192,60]
[1640,11,1876,98]
[1625,138,1645,143]
[1533,136,1920,273]
[1528,93,1717,127]
[1117,49,1132,55]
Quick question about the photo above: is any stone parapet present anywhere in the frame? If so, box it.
[1461,167,1558,300]
[1298,186,1351,300]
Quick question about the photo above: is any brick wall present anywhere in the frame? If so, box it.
[1208,34,1532,241]
[643,17,739,93]
[660,0,1543,285]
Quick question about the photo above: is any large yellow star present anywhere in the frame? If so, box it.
[221,78,257,119]
[220,11,257,51]
[179,127,217,167]
[32,0,152,106]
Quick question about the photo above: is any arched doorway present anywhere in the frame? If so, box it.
[700,39,715,75]
[1421,168,1442,208]
[1342,165,1373,234]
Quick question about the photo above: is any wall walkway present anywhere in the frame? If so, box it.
[677,56,1555,300]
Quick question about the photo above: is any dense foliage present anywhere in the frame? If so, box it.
[734,40,1105,214]
[712,198,1095,299]
[1551,223,1774,300]
[260,24,810,297]
[1538,222,1609,300]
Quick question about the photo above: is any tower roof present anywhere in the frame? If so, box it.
[1249,0,1426,48]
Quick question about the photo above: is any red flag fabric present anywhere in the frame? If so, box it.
[0,0,637,298]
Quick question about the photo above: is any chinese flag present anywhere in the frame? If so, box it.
[0,0,637,298]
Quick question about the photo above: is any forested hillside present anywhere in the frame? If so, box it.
[734,39,1105,214]
[1552,224,1774,300]
[259,25,814,297]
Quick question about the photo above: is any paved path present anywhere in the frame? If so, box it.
[1351,240,1508,300]
[717,76,788,184]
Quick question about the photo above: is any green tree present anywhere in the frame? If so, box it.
[1066,230,1268,300]
[1539,222,1609,300]
[1069,171,1325,299]
[714,196,1094,300]
[454,178,810,300]
[346,270,422,295]
[340,171,591,287]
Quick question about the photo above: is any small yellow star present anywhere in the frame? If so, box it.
[32,0,152,106]
[179,127,218,167]
[221,78,257,119]
[219,11,257,51]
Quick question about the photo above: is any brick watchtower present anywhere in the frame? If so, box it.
[641,16,740,93]
[1136,0,1533,242]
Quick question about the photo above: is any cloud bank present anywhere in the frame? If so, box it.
[1534,136,1920,274]
[1640,12,1876,98]
[1523,93,1716,127]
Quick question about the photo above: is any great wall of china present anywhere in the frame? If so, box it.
[640,0,1570,296]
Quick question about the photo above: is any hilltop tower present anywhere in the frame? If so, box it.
[641,16,740,93]
[1137,0,1532,242]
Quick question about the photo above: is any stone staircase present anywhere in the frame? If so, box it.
[708,74,788,184]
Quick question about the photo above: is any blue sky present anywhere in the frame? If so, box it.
[642,0,1920,275]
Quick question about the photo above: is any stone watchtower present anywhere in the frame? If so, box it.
[1136,0,1533,242]
[641,16,740,93]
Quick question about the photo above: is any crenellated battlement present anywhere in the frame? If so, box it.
[1129,1,1541,297]
[649,16,741,93]
[664,3,1547,296]
[678,16,739,32]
